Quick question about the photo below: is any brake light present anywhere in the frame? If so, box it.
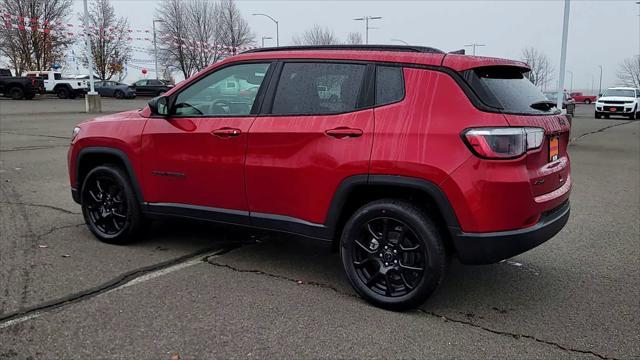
[31,78,36,86]
[462,127,544,159]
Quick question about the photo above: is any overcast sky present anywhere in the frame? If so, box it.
[71,0,640,92]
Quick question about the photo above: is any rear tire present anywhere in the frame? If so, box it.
[340,199,447,311]
[114,90,124,99]
[56,86,70,99]
[80,165,144,244]
[585,99,591,104]
[9,87,24,100]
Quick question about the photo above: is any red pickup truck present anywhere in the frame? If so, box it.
[570,92,597,104]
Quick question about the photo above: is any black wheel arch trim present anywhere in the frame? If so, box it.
[75,147,144,205]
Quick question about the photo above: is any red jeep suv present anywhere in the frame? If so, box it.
[68,45,571,310]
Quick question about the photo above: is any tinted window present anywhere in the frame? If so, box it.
[376,66,404,105]
[135,80,147,86]
[463,66,557,114]
[148,80,163,86]
[173,63,270,116]
[272,62,365,115]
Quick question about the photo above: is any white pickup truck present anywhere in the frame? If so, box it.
[24,71,88,99]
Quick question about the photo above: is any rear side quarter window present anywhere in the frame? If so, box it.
[375,66,405,106]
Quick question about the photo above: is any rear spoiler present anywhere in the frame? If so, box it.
[449,49,466,55]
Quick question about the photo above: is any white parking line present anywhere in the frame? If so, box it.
[0,249,225,329]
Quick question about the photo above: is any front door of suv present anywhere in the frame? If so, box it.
[141,62,272,215]
[245,62,374,229]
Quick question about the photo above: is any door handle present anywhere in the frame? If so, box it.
[211,127,241,138]
[325,127,363,139]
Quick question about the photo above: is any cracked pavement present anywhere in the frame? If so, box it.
[0,98,638,359]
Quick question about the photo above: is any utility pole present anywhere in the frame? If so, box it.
[636,1,640,57]
[83,0,100,113]
[464,43,485,56]
[556,0,571,112]
[567,70,573,92]
[354,16,382,44]
[153,19,164,80]
[253,13,279,47]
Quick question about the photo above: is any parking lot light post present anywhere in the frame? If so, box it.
[153,20,164,80]
[261,36,272,48]
[82,0,101,113]
[556,0,571,112]
[354,16,382,44]
[567,70,573,92]
[253,13,279,47]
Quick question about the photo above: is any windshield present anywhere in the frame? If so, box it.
[463,66,558,114]
[603,89,635,97]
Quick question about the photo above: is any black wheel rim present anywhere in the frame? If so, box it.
[351,217,426,298]
[84,174,128,236]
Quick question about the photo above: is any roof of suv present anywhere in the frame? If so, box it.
[233,45,529,72]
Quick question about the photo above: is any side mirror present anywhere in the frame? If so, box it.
[148,96,169,116]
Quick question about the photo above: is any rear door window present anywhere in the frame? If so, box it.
[271,62,366,115]
[462,66,557,115]
[376,66,404,105]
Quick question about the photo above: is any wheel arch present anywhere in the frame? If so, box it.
[327,175,461,252]
[76,147,144,205]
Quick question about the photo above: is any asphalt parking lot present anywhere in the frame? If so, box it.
[0,97,638,359]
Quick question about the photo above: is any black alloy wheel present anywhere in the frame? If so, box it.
[340,199,447,310]
[114,90,124,99]
[81,165,143,244]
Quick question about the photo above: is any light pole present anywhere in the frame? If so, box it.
[261,36,272,48]
[556,0,570,112]
[354,16,382,44]
[390,38,409,45]
[253,13,279,47]
[598,65,603,96]
[82,0,100,112]
[636,1,640,57]
[590,74,595,94]
[567,70,573,92]
[153,19,164,80]
[464,43,485,56]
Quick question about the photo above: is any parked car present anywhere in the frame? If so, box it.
[595,87,640,119]
[570,92,597,104]
[67,45,571,310]
[24,71,88,99]
[94,80,136,99]
[130,79,173,96]
[0,68,44,100]
[544,91,575,116]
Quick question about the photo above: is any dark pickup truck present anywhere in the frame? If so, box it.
[0,68,44,100]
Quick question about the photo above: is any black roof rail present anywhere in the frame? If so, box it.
[242,45,445,54]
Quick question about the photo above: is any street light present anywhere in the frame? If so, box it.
[556,0,570,112]
[261,36,273,48]
[253,13,279,47]
[354,16,382,44]
[390,38,409,45]
[464,43,485,56]
[566,70,573,92]
[598,65,603,96]
[636,1,640,56]
[153,19,164,80]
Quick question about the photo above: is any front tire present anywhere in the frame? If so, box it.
[56,86,70,99]
[114,90,124,99]
[585,99,591,104]
[80,165,144,244]
[340,199,447,311]
[595,111,601,119]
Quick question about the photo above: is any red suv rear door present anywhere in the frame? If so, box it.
[141,62,272,214]
[245,62,374,231]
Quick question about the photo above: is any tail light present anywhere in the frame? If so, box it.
[462,127,544,159]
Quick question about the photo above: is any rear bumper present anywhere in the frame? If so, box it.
[453,201,570,265]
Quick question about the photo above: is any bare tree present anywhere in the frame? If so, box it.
[345,32,363,45]
[0,0,74,74]
[186,0,221,71]
[217,0,254,55]
[82,0,131,80]
[521,47,554,90]
[292,25,339,45]
[616,56,640,88]
[156,0,195,78]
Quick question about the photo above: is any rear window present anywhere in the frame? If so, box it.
[462,66,557,115]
